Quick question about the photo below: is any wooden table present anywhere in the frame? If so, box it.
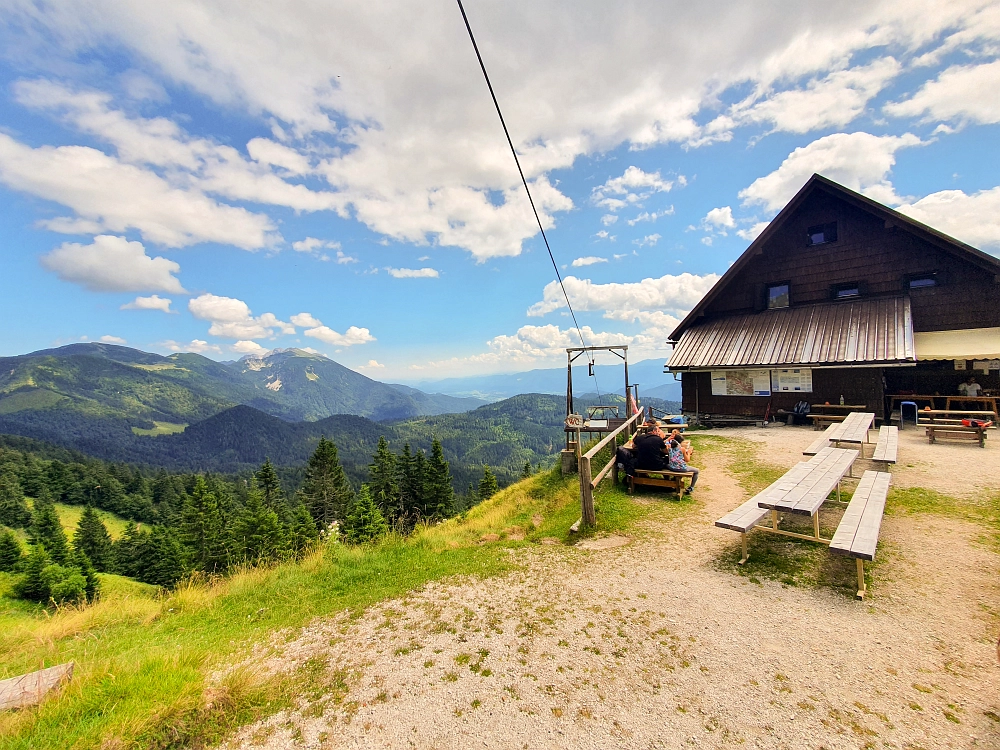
[945,395,999,418]
[888,394,942,413]
[916,409,995,424]
[811,404,866,412]
[754,447,859,544]
[926,423,988,448]
[827,412,875,457]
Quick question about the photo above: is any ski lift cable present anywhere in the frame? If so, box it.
[454,0,603,405]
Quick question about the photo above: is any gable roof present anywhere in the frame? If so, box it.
[669,173,1000,342]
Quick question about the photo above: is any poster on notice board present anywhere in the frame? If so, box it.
[711,370,771,396]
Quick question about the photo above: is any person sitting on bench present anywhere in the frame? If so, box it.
[667,439,698,494]
[668,428,694,462]
[634,421,670,471]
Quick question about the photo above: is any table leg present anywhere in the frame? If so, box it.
[856,558,866,600]
[812,512,820,542]
[771,508,779,531]
[739,533,748,565]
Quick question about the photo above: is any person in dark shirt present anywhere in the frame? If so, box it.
[634,425,670,471]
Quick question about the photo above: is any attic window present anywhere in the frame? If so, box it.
[908,274,937,289]
[833,283,861,300]
[767,282,790,309]
[806,222,838,246]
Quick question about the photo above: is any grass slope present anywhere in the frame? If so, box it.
[0,465,660,749]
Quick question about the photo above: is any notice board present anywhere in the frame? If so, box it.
[711,370,771,396]
[771,368,813,393]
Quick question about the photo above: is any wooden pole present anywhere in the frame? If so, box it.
[579,453,595,526]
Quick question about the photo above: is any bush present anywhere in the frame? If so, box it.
[11,543,98,605]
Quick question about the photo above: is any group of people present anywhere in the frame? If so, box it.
[631,419,698,493]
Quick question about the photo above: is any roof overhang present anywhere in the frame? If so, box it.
[914,327,1000,360]
[666,296,915,371]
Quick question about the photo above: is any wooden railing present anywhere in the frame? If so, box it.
[577,410,643,527]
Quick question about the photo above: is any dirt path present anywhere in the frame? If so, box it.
[223,431,1000,750]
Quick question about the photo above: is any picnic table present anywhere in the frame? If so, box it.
[945,395,999,418]
[916,408,995,424]
[826,411,874,456]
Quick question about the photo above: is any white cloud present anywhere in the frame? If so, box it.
[626,208,673,226]
[121,294,174,313]
[232,340,270,355]
[571,256,608,267]
[633,233,661,247]
[601,214,619,226]
[896,187,1000,251]
[99,334,126,344]
[360,359,385,369]
[528,272,719,318]
[703,206,735,229]
[188,293,294,339]
[292,237,338,253]
[418,255,430,261]
[739,132,924,212]
[737,221,770,241]
[594,230,611,240]
[884,60,1000,126]
[41,235,185,293]
[335,250,358,264]
[161,339,222,355]
[593,167,677,211]
[0,134,277,250]
[290,312,323,327]
[700,236,713,246]
[303,324,376,347]
[386,267,439,278]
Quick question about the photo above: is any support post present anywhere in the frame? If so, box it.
[856,558,866,600]
[579,454,595,526]
[739,533,749,565]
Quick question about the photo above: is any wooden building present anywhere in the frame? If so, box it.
[665,174,1000,423]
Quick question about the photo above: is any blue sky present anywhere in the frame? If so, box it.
[0,1,998,381]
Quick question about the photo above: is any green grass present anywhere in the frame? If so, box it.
[0,465,666,749]
[131,421,188,437]
[18,500,132,542]
[0,388,67,414]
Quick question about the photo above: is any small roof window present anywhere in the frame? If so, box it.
[806,222,838,246]
[833,282,861,300]
[767,282,790,309]
[908,274,937,289]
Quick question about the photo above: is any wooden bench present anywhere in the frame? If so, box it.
[925,423,987,448]
[715,499,771,564]
[803,424,838,455]
[871,425,898,469]
[807,413,847,430]
[627,468,695,496]
[830,470,891,599]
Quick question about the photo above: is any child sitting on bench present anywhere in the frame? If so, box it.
[667,439,698,494]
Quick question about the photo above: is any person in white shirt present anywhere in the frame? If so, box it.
[959,376,982,397]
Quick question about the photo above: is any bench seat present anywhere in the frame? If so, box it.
[925,424,987,448]
[715,498,770,564]
[830,470,891,599]
[871,425,898,468]
[627,468,694,496]
[803,424,838,456]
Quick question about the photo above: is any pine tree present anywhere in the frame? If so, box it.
[0,472,31,528]
[343,485,389,544]
[367,437,399,520]
[134,527,186,588]
[73,505,113,572]
[410,449,428,519]
[288,502,319,556]
[0,528,23,572]
[521,461,533,479]
[70,549,101,602]
[112,522,142,578]
[478,465,499,502]
[255,459,287,519]
[13,544,51,602]
[465,483,477,509]
[425,439,456,519]
[300,437,354,527]
[234,485,285,564]
[181,477,229,573]
[397,443,415,525]
[29,498,70,564]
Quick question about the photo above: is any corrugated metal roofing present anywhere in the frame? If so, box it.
[667,297,915,370]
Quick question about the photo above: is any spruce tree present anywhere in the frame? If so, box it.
[478,465,499,501]
[425,439,456,519]
[521,461,533,479]
[0,528,22,572]
[29,498,70,565]
[368,437,399,520]
[134,527,186,588]
[343,485,389,544]
[255,459,287,519]
[70,549,101,602]
[410,449,428,519]
[300,437,353,527]
[112,522,142,578]
[13,544,52,602]
[73,505,113,572]
[234,485,285,564]
[0,473,31,528]
[288,502,319,556]
[464,483,477,509]
[397,443,415,525]
[181,477,229,573]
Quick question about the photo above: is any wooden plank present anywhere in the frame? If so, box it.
[851,472,891,560]
[803,425,837,455]
[716,500,770,532]
[872,425,898,463]
[829,473,875,555]
[0,662,74,710]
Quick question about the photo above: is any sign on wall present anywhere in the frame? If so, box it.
[771,368,813,393]
[711,370,771,396]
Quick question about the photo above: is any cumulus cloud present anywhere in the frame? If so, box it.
[99,334,126,344]
[703,206,735,229]
[41,235,185,293]
[386,267,439,278]
[188,293,294,339]
[292,237,337,253]
[739,132,924,212]
[161,339,222,354]
[232,340,270,355]
[884,59,1000,126]
[633,234,661,247]
[737,221,770,241]
[571,256,608,267]
[896,187,1000,252]
[121,294,174,313]
[592,167,677,211]
[303,324,375,347]
[360,359,385,369]
[601,214,619,226]
[627,209,673,226]
[528,272,719,318]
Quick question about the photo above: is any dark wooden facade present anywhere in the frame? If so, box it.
[669,175,1000,420]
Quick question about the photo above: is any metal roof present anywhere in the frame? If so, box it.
[666,296,915,370]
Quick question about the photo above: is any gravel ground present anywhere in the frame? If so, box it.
[221,426,1000,750]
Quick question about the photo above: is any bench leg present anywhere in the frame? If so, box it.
[813,512,821,542]
[771,508,779,531]
[739,533,749,565]
[855,558,866,600]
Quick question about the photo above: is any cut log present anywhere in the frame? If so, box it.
[0,662,74,710]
